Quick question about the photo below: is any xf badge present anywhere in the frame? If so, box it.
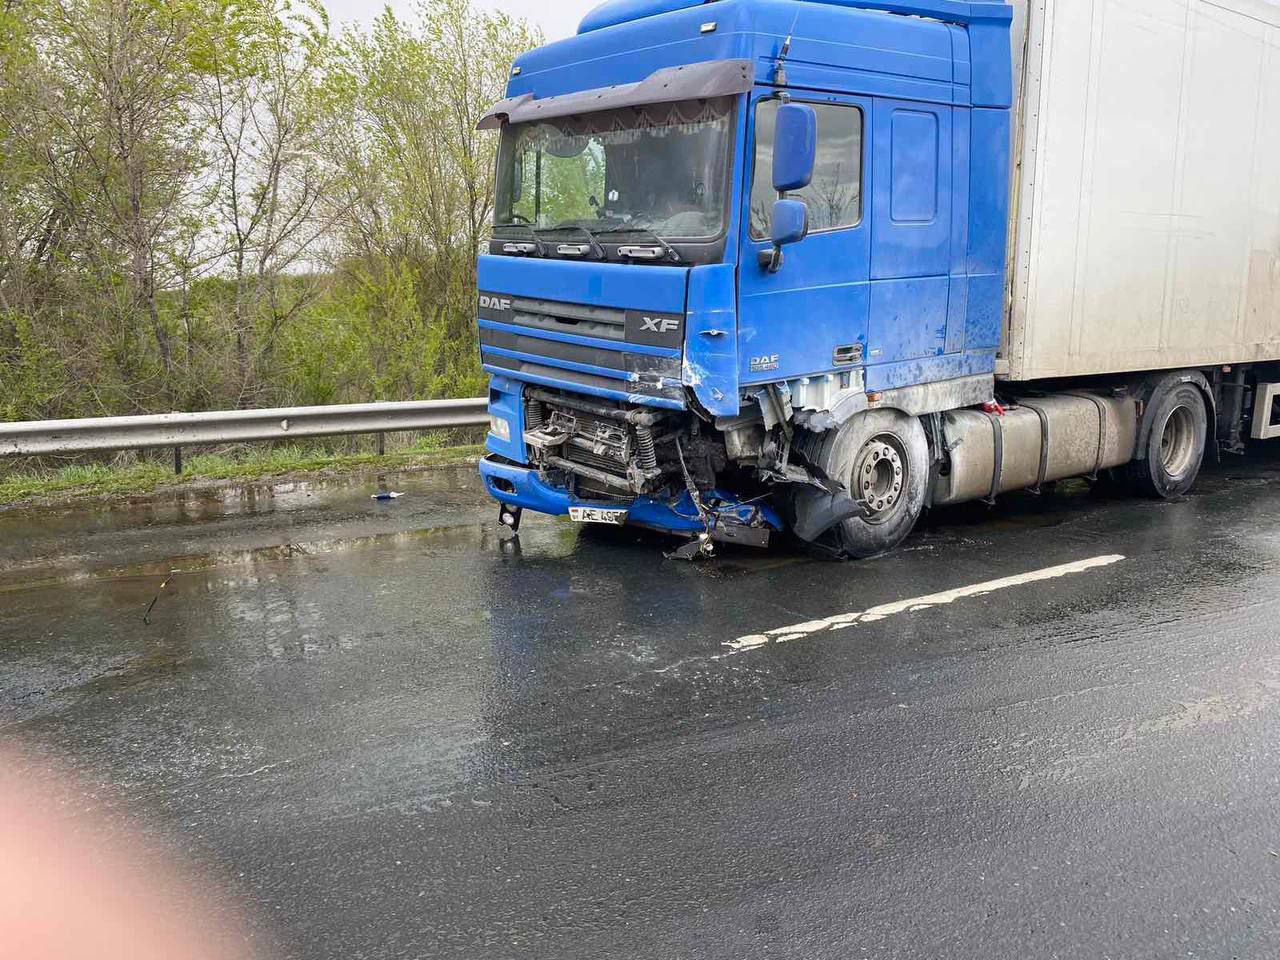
[640,316,681,334]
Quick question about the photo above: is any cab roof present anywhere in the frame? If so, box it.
[507,0,1011,110]
[579,0,1010,35]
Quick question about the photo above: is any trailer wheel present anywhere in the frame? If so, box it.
[1127,382,1208,499]
[808,409,930,559]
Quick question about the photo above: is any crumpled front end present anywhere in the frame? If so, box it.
[476,255,778,547]
[482,376,781,547]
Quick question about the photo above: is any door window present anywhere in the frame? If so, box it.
[749,100,864,239]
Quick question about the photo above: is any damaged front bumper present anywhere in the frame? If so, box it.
[479,456,783,546]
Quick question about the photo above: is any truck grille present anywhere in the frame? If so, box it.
[508,297,626,342]
[478,292,685,406]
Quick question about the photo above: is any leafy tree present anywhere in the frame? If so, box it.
[311,0,540,401]
[0,0,540,426]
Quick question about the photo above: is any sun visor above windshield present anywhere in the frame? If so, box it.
[476,60,753,131]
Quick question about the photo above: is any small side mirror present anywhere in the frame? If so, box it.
[772,103,817,193]
[760,198,809,272]
[770,198,809,247]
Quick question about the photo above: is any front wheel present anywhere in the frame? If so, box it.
[1127,381,1208,499]
[805,409,930,559]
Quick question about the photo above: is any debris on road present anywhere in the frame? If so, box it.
[142,571,177,625]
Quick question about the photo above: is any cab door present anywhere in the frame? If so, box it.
[867,98,955,370]
[737,91,872,387]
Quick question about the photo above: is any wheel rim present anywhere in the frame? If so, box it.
[1159,404,1198,478]
[853,434,906,525]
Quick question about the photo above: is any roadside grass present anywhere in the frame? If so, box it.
[0,436,484,507]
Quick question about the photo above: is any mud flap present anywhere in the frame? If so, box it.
[790,487,865,543]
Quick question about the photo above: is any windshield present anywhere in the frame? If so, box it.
[494,97,734,242]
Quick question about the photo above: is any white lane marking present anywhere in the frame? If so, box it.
[726,554,1126,652]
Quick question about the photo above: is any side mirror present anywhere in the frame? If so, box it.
[772,102,817,193]
[761,198,809,272]
[770,198,809,247]
[512,154,524,203]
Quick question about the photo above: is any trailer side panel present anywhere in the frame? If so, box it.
[1004,0,1280,380]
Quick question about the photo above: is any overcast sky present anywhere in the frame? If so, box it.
[322,0,602,41]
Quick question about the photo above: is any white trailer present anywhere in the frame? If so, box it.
[1003,0,1280,381]
[930,0,1280,520]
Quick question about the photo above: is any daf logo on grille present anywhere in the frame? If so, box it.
[640,316,680,334]
[479,295,512,312]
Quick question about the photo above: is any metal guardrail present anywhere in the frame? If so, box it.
[0,399,490,459]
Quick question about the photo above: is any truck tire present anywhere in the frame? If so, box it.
[805,409,930,559]
[1127,381,1208,499]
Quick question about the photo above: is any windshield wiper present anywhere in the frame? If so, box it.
[595,226,683,264]
[534,225,607,261]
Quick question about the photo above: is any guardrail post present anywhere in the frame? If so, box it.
[377,432,386,457]
[174,446,183,475]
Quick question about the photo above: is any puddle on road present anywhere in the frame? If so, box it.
[0,521,537,594]
[5,444,1280,596]
[0,465,505,589]
[0,464,485,531]
[0,522,601,609]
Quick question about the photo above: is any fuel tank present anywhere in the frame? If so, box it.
[933,394,1139,506]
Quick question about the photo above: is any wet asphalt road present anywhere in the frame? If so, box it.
[2,450,1280,959]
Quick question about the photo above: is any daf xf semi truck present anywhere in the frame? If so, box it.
[476,0,1280,558]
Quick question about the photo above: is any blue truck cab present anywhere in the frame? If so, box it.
[477,0,1016,558]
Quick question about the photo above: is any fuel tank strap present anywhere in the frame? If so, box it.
[1019,400,1052,491]
[983,411,1005,504]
